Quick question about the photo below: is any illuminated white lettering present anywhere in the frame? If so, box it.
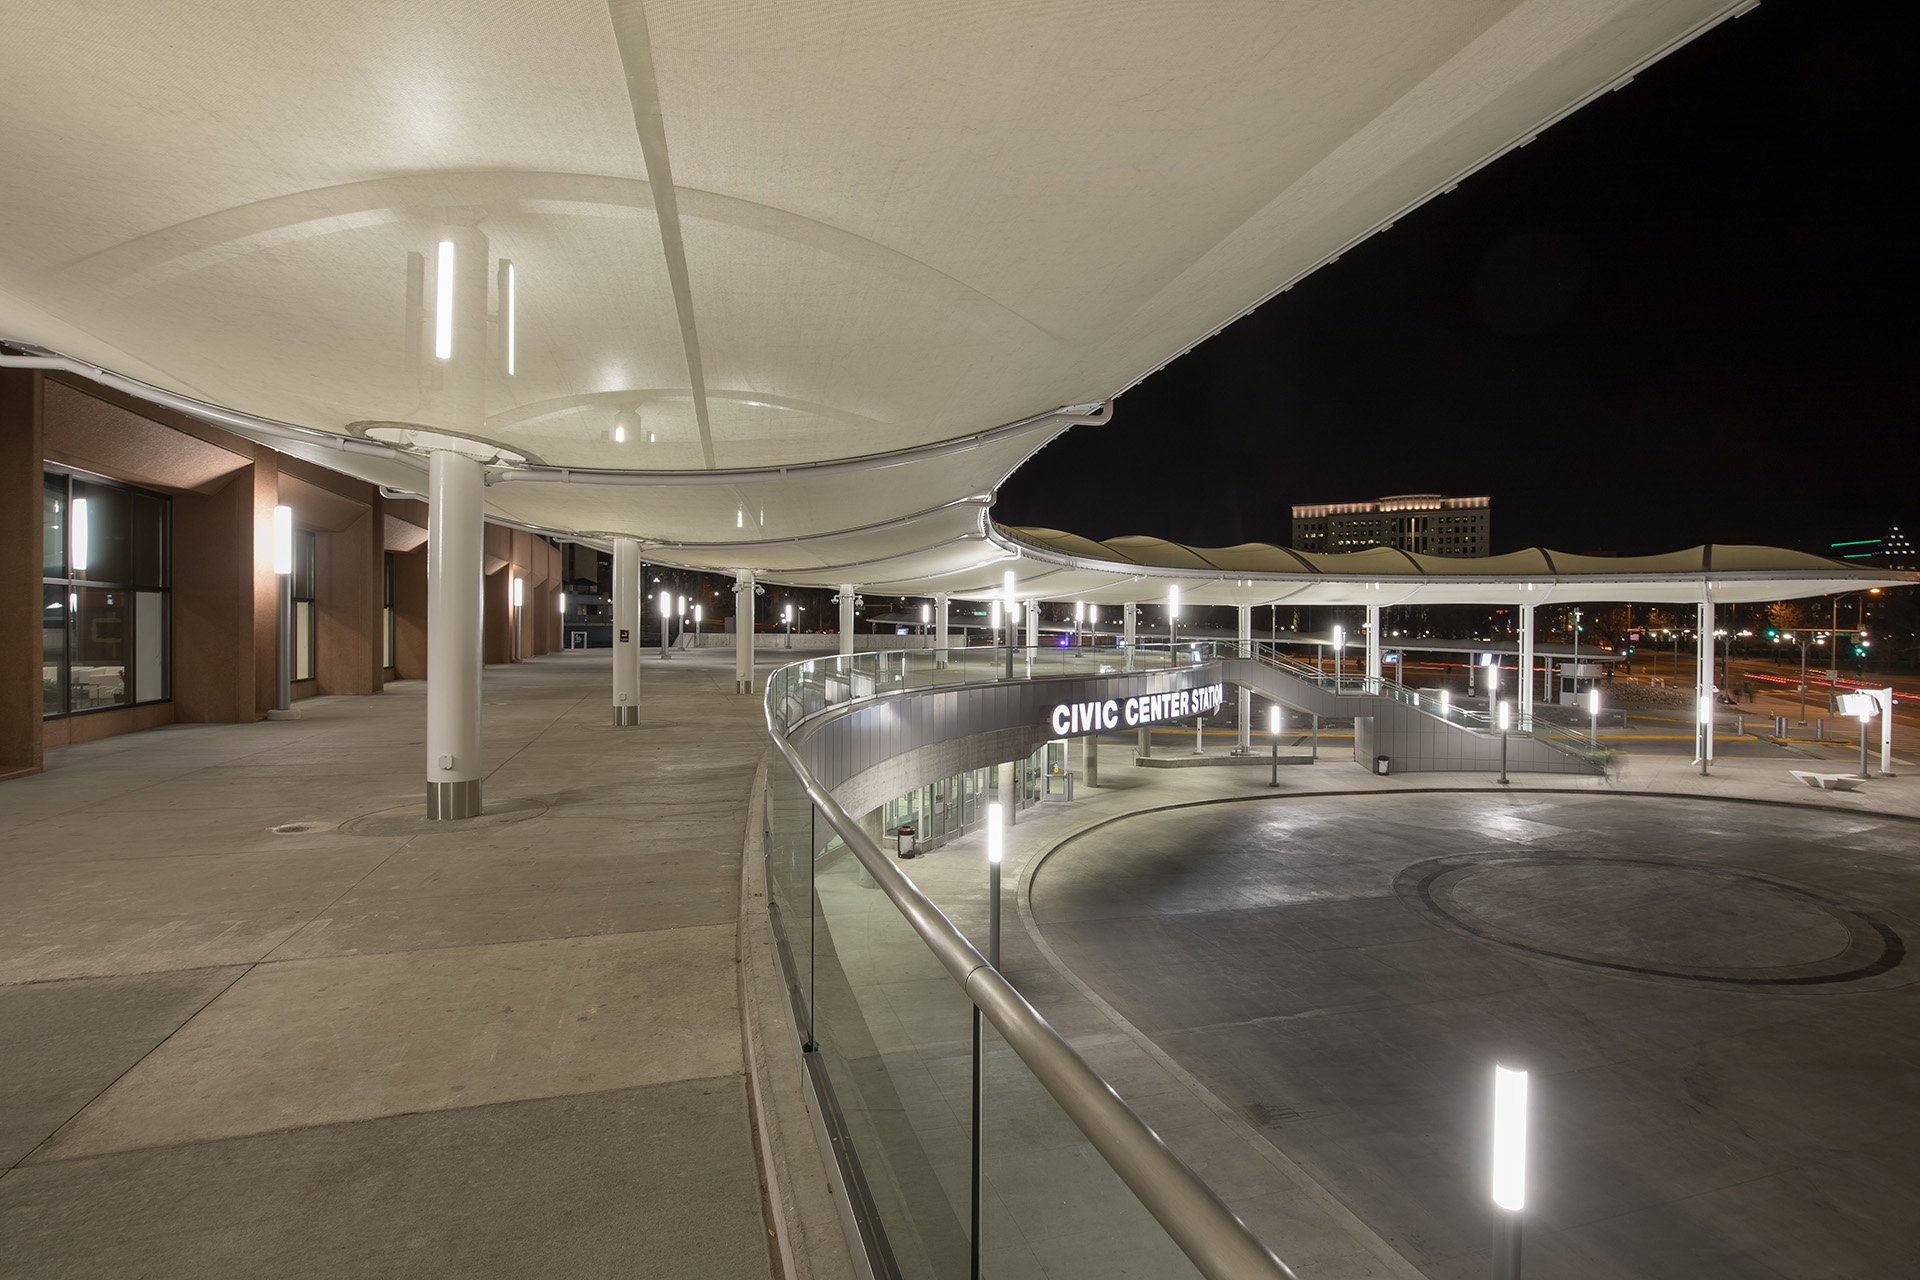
[1050,704,1070,735]
[1103,699,1119,730]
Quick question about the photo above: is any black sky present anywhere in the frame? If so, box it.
[995,1,1916,557]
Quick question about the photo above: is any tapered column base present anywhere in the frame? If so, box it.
[613,705,639,726]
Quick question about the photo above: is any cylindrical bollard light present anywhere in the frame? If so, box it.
[1491,1065,1528,1280]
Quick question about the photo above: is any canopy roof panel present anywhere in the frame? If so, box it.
[4,0,1762,571]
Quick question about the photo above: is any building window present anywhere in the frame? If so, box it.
[292,529,317,681]
[41,467,170,717]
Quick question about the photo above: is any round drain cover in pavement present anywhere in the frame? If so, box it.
[1397,853,1908,990]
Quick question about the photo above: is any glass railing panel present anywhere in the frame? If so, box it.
[811,833,976,1280]
[978,1017,1205,1280]
[764,752,816,1030]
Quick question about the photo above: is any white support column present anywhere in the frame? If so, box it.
[934,592,950,667]
[1123,602,1136,670]
[1026,600,1040,651]
[1518,605,1535,727]
[735,571,757,695]
[1696,598,1716,769]
[1236,604,1252,752]
[838,585,856,657]
[1365,604,1382,684]
[425,450,485,820]
[611,537,640,726]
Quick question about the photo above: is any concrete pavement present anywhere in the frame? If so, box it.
[0,652,779,1279]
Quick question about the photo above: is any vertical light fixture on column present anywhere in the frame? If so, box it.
[921,602,930,648]
[658,590,671,660]
[692,603,702,641]
[1588,688,1600,747]
[1491,1065,1528,1280]
[1332,624,1344,688]
[270,504,296,719]
[784,603,794,648]
[510,576,523,662]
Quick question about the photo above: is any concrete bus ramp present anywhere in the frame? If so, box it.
[1216,658,1600,777]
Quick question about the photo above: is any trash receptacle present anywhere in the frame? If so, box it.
[895,825,916,858]
[1375,755,1391,776]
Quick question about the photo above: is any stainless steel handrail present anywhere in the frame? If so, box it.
[763,662,1297,1280]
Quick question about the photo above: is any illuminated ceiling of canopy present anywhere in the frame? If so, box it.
[10,0,1887,606]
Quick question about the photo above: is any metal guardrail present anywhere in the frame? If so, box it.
[762,653,1298,1280]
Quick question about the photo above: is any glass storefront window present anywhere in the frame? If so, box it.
[71,476,132,584]
[43,475,66,578]
[42,468,170,718]
[70,586,129,711]
[42,585,67,717]
[293,529,317,681]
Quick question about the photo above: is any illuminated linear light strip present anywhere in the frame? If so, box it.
[504,261,516,376]
[434,240,455,360]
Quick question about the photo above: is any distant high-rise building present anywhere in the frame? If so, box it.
[1829,526,1914,570]
[1292,494,1491,557]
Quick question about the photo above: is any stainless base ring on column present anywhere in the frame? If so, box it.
[426,778,483,820]
[613,705,639,726]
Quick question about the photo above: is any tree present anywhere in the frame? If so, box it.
[1766,600,1812,633]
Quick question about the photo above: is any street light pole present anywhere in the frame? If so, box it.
[1799,634,1809,724]
[1169,585,1180,663]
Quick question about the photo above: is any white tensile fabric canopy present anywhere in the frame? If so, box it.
[10,0,1899,607]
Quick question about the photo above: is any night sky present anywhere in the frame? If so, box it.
[996,1,1916,558]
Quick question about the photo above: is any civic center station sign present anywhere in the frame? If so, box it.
[1047,684,1225,736]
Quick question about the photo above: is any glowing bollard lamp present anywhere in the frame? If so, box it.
[1491,1065,1529,1280]
[1497,699,1511,785]
[268,504,298,720]
[1269,705,1282,787]
[510,576,523,662]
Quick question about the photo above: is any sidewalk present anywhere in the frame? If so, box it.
[0,652,780,1279]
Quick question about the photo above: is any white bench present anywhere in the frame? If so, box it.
[1789,770,1864,792]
